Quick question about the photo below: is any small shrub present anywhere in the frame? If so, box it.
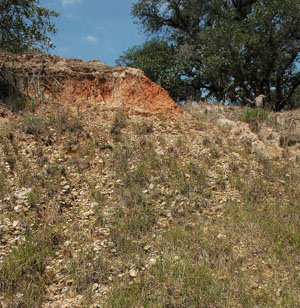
[113,111,127,129]
[48,110,84,134]
[19,115,50,138]
[203,136,211,146]
[132,121,154,135]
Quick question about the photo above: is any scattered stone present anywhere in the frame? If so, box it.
[63,184,70,192]
[92,283,99,291]
[143,245,151,251]
[64,240,71,247]
[83,210,94,217]
[129,269,137,278]
[149,258,157,266]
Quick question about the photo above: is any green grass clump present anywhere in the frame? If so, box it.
[239,108,269,122]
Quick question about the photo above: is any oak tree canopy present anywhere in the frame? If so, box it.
[118,0,300,109]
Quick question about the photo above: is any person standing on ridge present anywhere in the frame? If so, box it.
[245,90,270,109]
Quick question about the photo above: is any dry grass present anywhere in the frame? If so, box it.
[0,106,299,307]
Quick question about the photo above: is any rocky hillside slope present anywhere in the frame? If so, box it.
[0,54,299,308]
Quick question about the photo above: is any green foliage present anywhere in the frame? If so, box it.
[239,108,270,123]
[130,0,300,109]
[0,0,59,53]
[292,86,300,109]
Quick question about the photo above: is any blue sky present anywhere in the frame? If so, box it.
[41,0,146,66]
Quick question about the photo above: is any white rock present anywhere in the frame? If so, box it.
[12,221,19,228]
[83,210,93,217]
[91,202,98,209]
[64,240,71,247]
[92,283,99,291]
[149,258,157,265]
[143,245,151,251]
[129,269,137,278]
[63,185,70,191]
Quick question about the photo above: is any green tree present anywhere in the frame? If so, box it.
[116,39,202,101]
[131,0,300,110]
[0,0,59,53]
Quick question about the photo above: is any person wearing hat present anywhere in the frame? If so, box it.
[245,90,270,109]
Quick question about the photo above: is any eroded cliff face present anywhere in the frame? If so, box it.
[0,53,181,116]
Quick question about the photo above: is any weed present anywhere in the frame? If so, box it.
[111,110,128,135]
[132,120,154,135]
[0,168,9,199]
[209,147,221,159]
[19,114,50,138]
[202,136,211,146]
[112,144,132,175]
[28,190,41,208]
[67,249,110,294]
[0,231,56,307]
[47,110,84,135]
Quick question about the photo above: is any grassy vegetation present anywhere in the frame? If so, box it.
[239,108,270,122]
[0,106,299,307]
[0,231,58,307]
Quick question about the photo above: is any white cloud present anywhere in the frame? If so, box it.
[62,0,82,6]
[86,35,98,43]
